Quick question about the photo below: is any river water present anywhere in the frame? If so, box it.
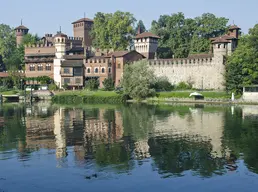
[0,102,258,191]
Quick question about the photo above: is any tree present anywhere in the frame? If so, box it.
[0,24,16,63]
[225,24,258,94]
[103,77,115,91]
[121,60,156,100]
[135,20,146,34]
[190,13,228,54]
[85,79,99,91]
[151,12,229,58]
[91,11,136,51]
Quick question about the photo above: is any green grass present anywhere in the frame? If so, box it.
[156,91,236,99]
[0,90,20,95]
[55,90,118,97]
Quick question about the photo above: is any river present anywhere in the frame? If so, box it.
[0,102,258,191]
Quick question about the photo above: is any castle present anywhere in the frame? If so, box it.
[15,18,240,90]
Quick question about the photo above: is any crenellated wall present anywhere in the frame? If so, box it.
[148,55,225,90]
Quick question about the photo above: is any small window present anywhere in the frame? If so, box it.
[218,44,221,49]
[101,68,105,73]
[94,68,99,73]
[64,78,70,84]
[37,64,43,71]
[75,78,81,84]
[46,64,51,71]
[224,44,226,48]
[29,65,35,71]
[87,68,91,73]
[118,64,121,69]
[108,67,112,74]
[64,68,70,74]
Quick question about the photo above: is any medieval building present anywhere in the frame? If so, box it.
[17,17,240,90]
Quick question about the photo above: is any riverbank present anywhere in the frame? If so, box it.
[52,90,127,104]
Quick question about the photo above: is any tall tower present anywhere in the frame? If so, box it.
[212,37,229,64]
[54,31,67,88]
[228,25,241,39]
[134,32,160,59]
[15,20,29,47]
[72,17,94,49]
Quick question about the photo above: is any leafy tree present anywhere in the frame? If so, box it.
[63,83,69,90]
[0,24,16,63]
[121,60,156,100]
[103,77,115,91]
[152,76,174,91]
[225,24,258,94]
[91,11,136,51]
[85,78,99,91]
[151,12,228,58]
[135,20,146,34]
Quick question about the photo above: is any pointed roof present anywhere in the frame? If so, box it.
[229,25,241,30]
[212,37,231,44]
[15,25,29,30]
[54,32,67,38]
[72,17,93,24]
[135,32,160,39]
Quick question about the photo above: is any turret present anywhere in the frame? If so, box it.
[212,37,230,63]
[228,25,241,39]
[15,21,29,47]
[54,32,67,59]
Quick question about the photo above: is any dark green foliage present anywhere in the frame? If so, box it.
[152,76,174,91]
[103,77,115,91]
[63,83,69,90]
[225,24,258,94]
[52,94,127,104]
[176,82,192,90]
[85,79,99,91]
[151,12,228,58]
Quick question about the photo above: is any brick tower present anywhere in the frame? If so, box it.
[15,20,29,47]
[72,17,94,49]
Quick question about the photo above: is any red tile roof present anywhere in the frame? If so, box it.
[135,32,160,39]
[72,18,93,24]
[15,25,29,30]
[229,25,241,30]
[54,32,67,38]
[0,72,8,78]
[212,37,231,44]
[107,51,130,57]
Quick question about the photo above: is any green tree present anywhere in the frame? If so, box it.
[91,11,136,51]
[0,24,16,63]
[121,60,156,100]
[135,20,146,34]
[103,77,115,91]
[85,79,99,91]
[190,13,228,54]
[225,24,258,94]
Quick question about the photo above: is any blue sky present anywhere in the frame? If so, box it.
[0,0,257,36]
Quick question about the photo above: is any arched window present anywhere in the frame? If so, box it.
[37,64,43,71]
[108,67,112,74]
[29,65,35,71]
[94,68,99,73]
[87,68,91,73]
[46,64,51,71]
[101,67,105,73]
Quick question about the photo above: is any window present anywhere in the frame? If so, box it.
[108,67,112,74]
[87,68,91,73]
[37,64,43,71]
[29,65,35,71]
[75,78,81,84]
[118,64,121,69]
[218,44,221,49]
[64,78,70,84]
[73,67,82,76]
[64,68,70,74]
[101,67,105,73]
[46,64,51,71]
[94,68,99,73]
[224,43,226,48]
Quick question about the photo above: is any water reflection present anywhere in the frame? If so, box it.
[1,102,258,180]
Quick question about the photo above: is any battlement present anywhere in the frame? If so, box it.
[25,43,54,48]
[68,36,83,41]
[148,56,213,66]
[85,57,110,64]
[44,34,53,37]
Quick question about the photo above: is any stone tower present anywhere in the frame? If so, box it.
[134,32,160,59]
[72,17,94,49]
[15,21,29,47]
[54,31,67,88]
[212,38,229,64]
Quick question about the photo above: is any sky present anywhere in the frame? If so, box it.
[0,0,257,37]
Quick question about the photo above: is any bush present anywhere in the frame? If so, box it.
[103,77,115,91]
[152,76,174,91]
[176,82,192,90]
[63,83,69,90]
[48,83,58,91]
[85,79,99,91]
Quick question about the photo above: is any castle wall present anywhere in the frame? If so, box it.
[25,45,55,55]
[148,56,225,90]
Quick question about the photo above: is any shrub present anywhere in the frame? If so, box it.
[85,79,99,91]
[48,83,58,91]
[176,81,192,90]
[63,83,69,90]
[103,77,115,91]
[152,76,174,91]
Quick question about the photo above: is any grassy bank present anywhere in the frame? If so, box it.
[52,90,127,104]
